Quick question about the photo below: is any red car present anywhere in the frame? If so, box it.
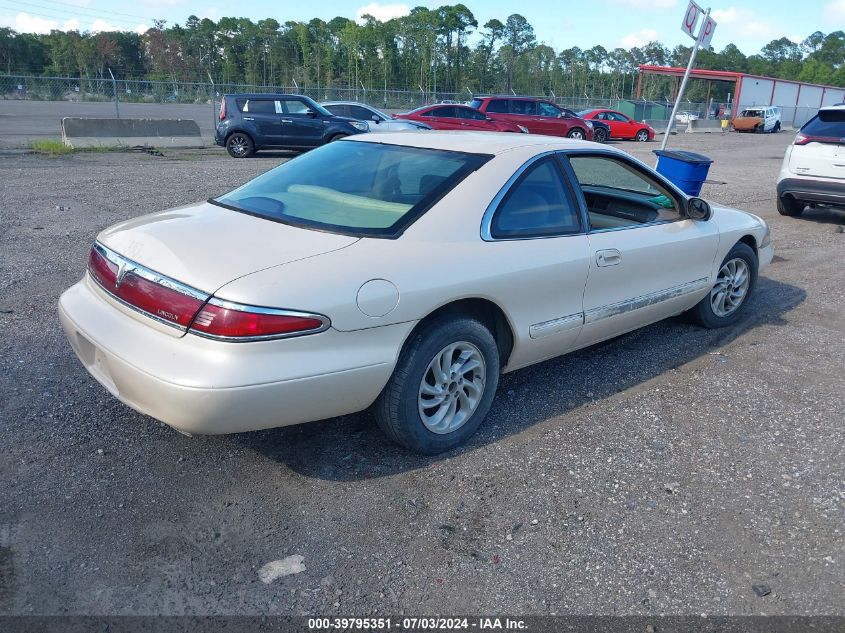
[577,109,655,141]
[394,104,527,133]
[469,96,594,140]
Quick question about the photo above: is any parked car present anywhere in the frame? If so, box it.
[215,93,368,157]
[469,96,594,140]
[59,133,772,454]
[675,111,700,124]
[321,101,432,132]
[577,109,655,141]
[731,106,781,133]
[394,104,528,133]
[776,104,845,216]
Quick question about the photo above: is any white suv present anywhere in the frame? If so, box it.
[776,105,845,216]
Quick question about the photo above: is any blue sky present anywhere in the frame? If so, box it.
[2,0,842,55]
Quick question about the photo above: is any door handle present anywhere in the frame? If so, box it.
[280,118,293,123]
[596,249,622,267]
[243,117,254,121]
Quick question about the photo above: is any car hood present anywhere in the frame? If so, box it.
[97,201,359,293]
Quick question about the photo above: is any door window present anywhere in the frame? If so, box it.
[490,158,581,239]
[510,100,537,116]
[428,106,457,118]
[349,105,378,120]
[538,102,561,117]
[567,154,681,230]
[457,108,487,120]
[280,99,310,114]
[486,99,509,113]
[607,112,629,122]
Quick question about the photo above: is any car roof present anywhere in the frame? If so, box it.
[345,130,621,156]
[321,101,375,108]
[224,93,310,99]
[475,95,552,101]
[820,104,845,111]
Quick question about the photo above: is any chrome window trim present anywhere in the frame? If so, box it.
[89,242,210,332]
[187,297,331,343]
[480,151,585,242]
[584,277,710,324]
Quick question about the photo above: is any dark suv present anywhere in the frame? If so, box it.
[468,96,594,140]
[215,94,368,157]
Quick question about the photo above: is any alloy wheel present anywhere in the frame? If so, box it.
[228,134,249,156]
[418,341,486,434]
[710,258,750,317]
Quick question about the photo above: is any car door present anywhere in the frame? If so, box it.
[238,98,284,146]
[561,152,720,347]
[456,106,493,130]
[481,154,590,368]
[533,101,568,136]
[278,98,326,147]
[607,111,635,138]
[428,106,462,130]
[482,98,512,127]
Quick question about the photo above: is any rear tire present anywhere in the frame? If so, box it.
[567,128,586,140]
[593,127,608,143]
[374,316,500,455]
[226,132,254,158]
[688,242,757,329]
[777,195,804,216]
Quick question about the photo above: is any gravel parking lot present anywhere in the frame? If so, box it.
[1,132,843,617]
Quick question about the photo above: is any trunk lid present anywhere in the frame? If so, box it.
[97,201,359,293]
[789,142,845,180]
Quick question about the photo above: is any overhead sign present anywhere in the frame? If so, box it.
[700,15,717,47]
[682,0,703,40]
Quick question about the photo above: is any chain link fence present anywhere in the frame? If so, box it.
[1,74,683,113]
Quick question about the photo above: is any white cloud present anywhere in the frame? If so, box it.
[355,2,410,24]
[824,0,845,20]
[91,18,120,32]
[709,7,774,39]
[620,28,659,48]
[2,12,81,34]
[613,0,677,7]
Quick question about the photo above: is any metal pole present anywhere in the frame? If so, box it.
[108,67,120,118]
[207,70,216,133]
[658,7,709,156]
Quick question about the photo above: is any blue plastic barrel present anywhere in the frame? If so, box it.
[653,150,713,196]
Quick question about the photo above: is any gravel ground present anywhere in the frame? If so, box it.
[1,132,843,617]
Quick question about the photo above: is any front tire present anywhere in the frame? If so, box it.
[689,242,758,329]
[635,129,650,142]
[777,195,804,216]
[567,127,586,140]
[374,316,500,455]
[226,132,254,158]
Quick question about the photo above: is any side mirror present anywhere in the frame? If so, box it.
[686,197,712,221]
[372,115,380,123]
[305,109,316,118]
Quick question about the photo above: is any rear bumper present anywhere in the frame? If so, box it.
[58,275,410,435]
[777,177,845,206]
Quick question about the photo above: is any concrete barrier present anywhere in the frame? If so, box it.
[62,117,204,148]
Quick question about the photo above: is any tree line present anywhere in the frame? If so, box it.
[1,5,844,102]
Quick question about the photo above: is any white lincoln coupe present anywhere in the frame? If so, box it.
[59,133,773,454]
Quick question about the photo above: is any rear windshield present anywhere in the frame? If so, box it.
[212,141,491,237]
[801,109,845,138]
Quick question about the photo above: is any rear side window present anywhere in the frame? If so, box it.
[801,110,845,137]
[430,106,457,118]
[213,141,491,237]
[237,99,276,114]
[491,158,581,239]
[323,104,348,117]
[486,99,509,113]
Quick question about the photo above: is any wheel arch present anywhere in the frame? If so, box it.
[402,298,515,369]
[738,233,758,255]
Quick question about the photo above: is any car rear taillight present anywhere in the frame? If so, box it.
[219,99,227,121]
[87,244,207,328]
[794,133,840,146]
[189,299,329,341]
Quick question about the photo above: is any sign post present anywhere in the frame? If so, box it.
[657,2,716,157]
